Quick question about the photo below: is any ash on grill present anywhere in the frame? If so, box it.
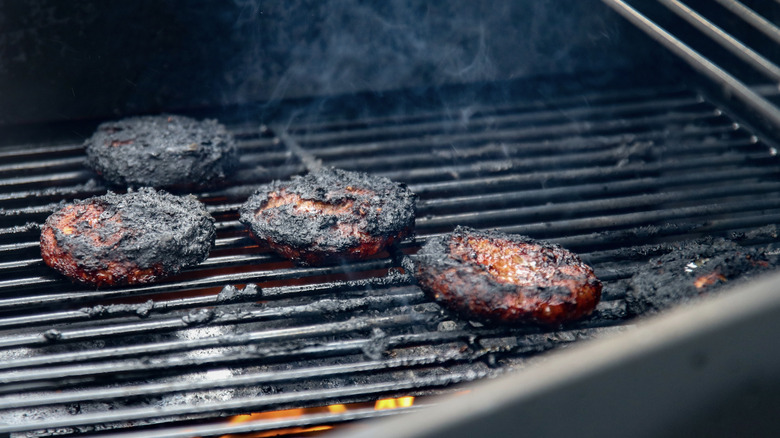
[624,225,780,316]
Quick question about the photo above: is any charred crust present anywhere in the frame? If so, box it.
[413,226,602,326]
[239,167,417,265]
[84,114,238,188]
[40,188,216,287]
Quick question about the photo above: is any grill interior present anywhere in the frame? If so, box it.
[1,73,780,436]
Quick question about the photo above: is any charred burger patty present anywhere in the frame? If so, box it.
[40,188,215,287]
[414,226,602,325]
[239,168,416,265]
[84,114,238,188]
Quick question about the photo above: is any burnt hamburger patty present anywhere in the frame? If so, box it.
[84,114,238,188]
[414,226,602,325]
[40,188,215,287]
[239,168,417,265]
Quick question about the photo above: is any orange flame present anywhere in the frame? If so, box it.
[220,408,332,438]
[218,396,418,437]
[694,272,727,289]
[374,396,415,410]
[327,404,348,414]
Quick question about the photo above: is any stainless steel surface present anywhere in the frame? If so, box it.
[602,0,780,133]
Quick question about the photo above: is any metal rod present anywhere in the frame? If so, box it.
[496,197,780,238]
[418,165,773,213]
[406,152,768,196]
[658,0,780,82]
[417,181,780,229]
[0,123,739,209]
[713,0,780,46]
[307,110,721,160]
[0,258,398,310]
[0,314,427,376]
[0,293,425,350]
[284,85,689,134]
[85,407,423,438]
[0,156,85,174]
[0,143,82,158]
[0,274,412,330]
[601,0,780,129]
[0,355,445,410]
[309,122,736,163]
[0,373,485,434]
[2,159,768,268]
[293,96,705,146]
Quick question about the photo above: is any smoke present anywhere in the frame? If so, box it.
[224,0,509,106]
[217,0,630,122]
[0,0,634,125]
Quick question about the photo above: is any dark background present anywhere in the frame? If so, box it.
[0,0,665,127]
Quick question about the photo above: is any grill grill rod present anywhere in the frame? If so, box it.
[602,0,780,130]
[658,0,780,82]
[713,0,780,45]
[0,372,485,435]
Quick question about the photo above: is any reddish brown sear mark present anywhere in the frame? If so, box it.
[109,139,134,147]
[694,271,727,289]
[40,203,162,287]
[415,227,602,326]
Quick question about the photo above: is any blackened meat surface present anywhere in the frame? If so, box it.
[40,188,215,287]
[625,233,780,317]
[239,167,417,265]
[84,114,238,188]
[413,226,602,326]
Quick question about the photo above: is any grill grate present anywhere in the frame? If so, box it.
[1,80,779,436]
[602,0,780,137]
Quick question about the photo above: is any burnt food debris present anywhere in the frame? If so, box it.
[413,226,602,326]
[625,235,780,317]
[40,188,215,287]
[84,114,238,188]
[239,167,417,266]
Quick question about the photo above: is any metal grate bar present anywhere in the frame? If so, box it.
[658,0,780,82]
[713,0,780,45]
[418,167,779,213]
[2,162,771,270]
[287,95,707,146]
[0,314,427,376]
[283,86,690,133]
[404,152,773,197]
[304,123,744,163]
[325,134,755,175]
[0,355,444,409]
[0,355,452,410]
[0,373,486,434]
[418,181,780,229]
[492,197,780,237]
[0,186,773,302]
[0,274,412,330]
[0,134,763,222]
[0,122,744,214]
[0,293,424,350]
[0,143,84,159]
[300,111,723,162]
[601,0,780,129]
[0,156,86,174]
[89,406,423,438]
[0,258,399,311]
